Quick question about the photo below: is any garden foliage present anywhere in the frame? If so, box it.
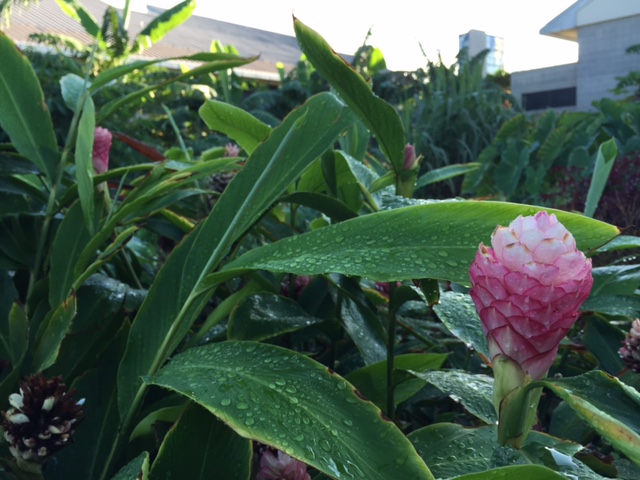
[0,4,639,480]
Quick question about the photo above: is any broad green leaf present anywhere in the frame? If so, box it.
[90,52,246,91]
[341,296,386,365]
[533,371,640,465]
[32,294,77,372]
[75,95,96,234]
[146,341,434,480]
[97,56,258,122]
[199,99,271,154]
[345,354,448,409]
[409,424,585,480]
[46,321,128,480]
[228,293,324,341]
[413,370,496,424]
[0,271,18,361]
[6,303,28,367]
[110,451,149,480]
[293,17,406,171]
[0,153,40,175]
[117,93,356,425]
[591,265,640,296]
[416,163,481,190]
[581,295,640,318]
[55,0,101,39]
[433,291,489,357]
[0,32,59,181]
[584,139,618,218]
[281,192,358,222]
[60,73,87,112]
[581,315,626,374]
[49,197,104,307]
[220,202,618,286]
[134,0,195,53]
[593,235,640,254]
[149,403,251,480]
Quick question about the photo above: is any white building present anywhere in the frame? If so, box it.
[459,29,504,76]
[511,0,640,112]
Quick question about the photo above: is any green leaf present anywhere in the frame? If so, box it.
[416,163,481,190]
[149,403,252,480]
[228,293,324,341]
[413,370,496,425]
[0,32,59,181]
[581,315,626,374]
[97,56,258,123]
[433,291,489,357]
[409,424,582,480]
[533,370,640,465]
[345,354,448,409]
[5,302,28,367]
[146,341,434,480]
[594,235,640,254]
[60,73,87,112]
[90,52,246,91]
[55,0,101,39]
[134,0,195,53]
[220,202,618,286]
[584,138,618,218]
[0,153,41,175]
[281,192,358,222]
[110,451,149,480]
[199,99,271,155]
[581,295,640,318]
[32,294,77,372]
[49,197,104,308]
[75,95,96,234]
[591,265,640,296]
[293,17,405,171]
[117,93,355,425]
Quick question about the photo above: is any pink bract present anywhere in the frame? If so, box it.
[92,127,112,174]
[256,450,311,480]
[469,211,593,380]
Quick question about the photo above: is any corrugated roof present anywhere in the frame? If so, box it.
[2,0,306,80]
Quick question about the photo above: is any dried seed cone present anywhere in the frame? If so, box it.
[619,319,640,373]
[469,211,593,380]
[1,373,84,463]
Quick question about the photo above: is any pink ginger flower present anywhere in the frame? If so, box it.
[256,450,310,480]
[92,127,112,174]
[224,143,240,158]
[469,211,593,380]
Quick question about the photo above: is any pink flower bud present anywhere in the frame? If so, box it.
[224,143,240,158]
[403,144,417,170]
[256,450,311,480]
[92,127,112,174]
[469,211,593,380]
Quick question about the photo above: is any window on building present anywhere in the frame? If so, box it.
[522,87,576,110]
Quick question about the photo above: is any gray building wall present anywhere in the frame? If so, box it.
[576,14,640,110]
[512,63,577,112]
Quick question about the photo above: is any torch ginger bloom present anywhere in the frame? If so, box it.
[469,211,593,381]
[92,127,112,174]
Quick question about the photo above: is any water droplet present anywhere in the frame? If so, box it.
[285,385,297,394]
[288,396,299,405]
[342,418,353,427]
[236,402,249,410]
[319,440,331,452]
[244,418,255,426]
[438,251,449,257]
[220,398,231,406]
[275,379,286,386]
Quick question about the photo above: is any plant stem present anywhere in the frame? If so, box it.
[386,283,396,421]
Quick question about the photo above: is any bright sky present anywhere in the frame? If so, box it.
[123,0,580,72]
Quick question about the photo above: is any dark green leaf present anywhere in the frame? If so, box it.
[149,403,252,480]
[591,265,640,296]
[416,163,481,190]
[75,95,96,234]
[0,153,41,175]
[146,341,434,480]
[110,451,149,480]
[281,192,358,222]
[345,354,448,409]
[433,291,489,358]
[221,202,618,289]
[55,0,101,39]
[0,32,59,180]
[294,18,405,171]
[117,93,356,425]
[582,315,626,374]
[584,138,618,218]
[32,294,77,372]
[228,293,324,341]
[582,295,640,318]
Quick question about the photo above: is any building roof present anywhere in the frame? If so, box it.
[541,0,640,41]
[2,0,307,81]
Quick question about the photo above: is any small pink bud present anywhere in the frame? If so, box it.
[256,450,311,480]
[92,127,112,174]
[469,211,593,380]
[403,144,417,170]
[224,143,240,158]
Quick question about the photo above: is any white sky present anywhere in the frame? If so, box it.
[121,0,580,72]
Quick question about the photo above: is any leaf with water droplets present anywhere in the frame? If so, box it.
[146,341,434,480]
